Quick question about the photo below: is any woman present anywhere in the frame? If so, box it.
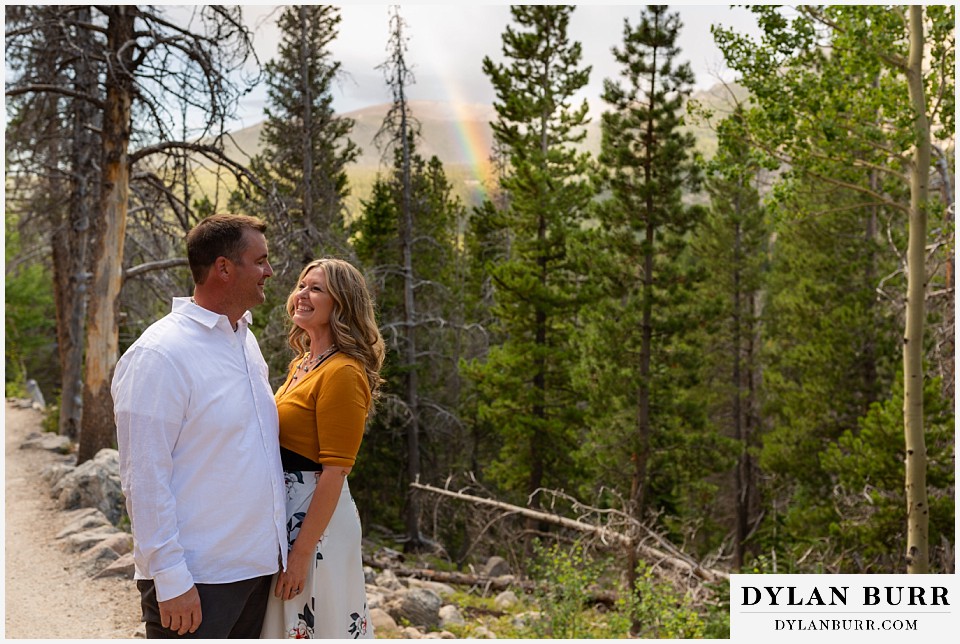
[261,258,384,639]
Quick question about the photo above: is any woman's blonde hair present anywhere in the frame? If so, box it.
[285,258,385,406]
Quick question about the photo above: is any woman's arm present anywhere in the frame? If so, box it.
[274,465,351,600]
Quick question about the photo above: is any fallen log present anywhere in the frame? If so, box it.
[410,481,729,583]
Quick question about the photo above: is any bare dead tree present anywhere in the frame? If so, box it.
[374,5,425,550]
[6,5,259,463]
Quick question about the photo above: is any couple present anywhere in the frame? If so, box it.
[112,214,383,639]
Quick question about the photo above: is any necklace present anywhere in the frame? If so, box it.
[290,345,338,383]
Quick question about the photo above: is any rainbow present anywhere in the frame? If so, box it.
[443,83,493,199]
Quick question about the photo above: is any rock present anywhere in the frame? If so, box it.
[472,625,497,638]
[56,508,113,538]
[42,462,76,487]
[365,588,388,610]
[423,631,456,639]
[21,432,72,454]
[482,555,510,578]
[76,542,121,576]
[511,611,540,630]
[375,568,405,591]
[401,626,423,639]
[406,578,455,597]
[363,565,377,584]
[369,607,399,633]
[51,448,125,525]
[61,526,122,554]
[93,552,136,579]
[99,532,133,556]
[438,604,464,628]
[494,590,518,610]
[25,379,46,408]
[388,588,442,629]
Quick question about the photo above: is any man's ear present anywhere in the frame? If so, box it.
[215,256,231,281]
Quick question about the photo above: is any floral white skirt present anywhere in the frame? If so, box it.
[261,472,372,639]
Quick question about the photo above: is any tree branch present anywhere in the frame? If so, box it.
[123,257,189,280]
[4,83,105,109]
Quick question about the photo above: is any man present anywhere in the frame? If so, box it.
[113,214,287,638]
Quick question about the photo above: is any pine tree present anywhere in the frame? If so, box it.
[757,175,901,565]
[469,5,594,519]
[822,374,954,571]
[573,7,704,614]
[252,5,358,271]
[240,5,359,381]
[690,107,769,569]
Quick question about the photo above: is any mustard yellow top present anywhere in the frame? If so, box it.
[275,352,370,468]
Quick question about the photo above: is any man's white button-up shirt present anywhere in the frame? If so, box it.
[113,297,287,602]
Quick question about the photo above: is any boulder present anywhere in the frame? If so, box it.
[438,604,465,628]
[482,556,510,578]
[42,462,76,487]
[369,607,399,633]
[401,626,423,639]
[51,448,125,525]
[56,508,113,538]
[387,587,442,629]
[99,532,133,556]
[365,588,388,610]
[25,379,46,408]
[494,590,518,610]
[75,542,121,576]
[93,553,136,580]
[21,432,72,454]
[375,568,405,591]
[61,526,122,554]
[405,578,455,597]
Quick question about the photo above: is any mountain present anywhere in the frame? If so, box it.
[222,100,498,170]
[213,84,748,213]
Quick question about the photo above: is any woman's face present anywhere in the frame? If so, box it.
[292,267,334,335]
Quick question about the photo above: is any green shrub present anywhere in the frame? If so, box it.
[527,541,605,638]
[615,563,708,639]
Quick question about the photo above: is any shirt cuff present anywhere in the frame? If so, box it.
[152,561,195,602]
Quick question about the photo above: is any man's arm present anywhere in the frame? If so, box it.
[113,346,196,604]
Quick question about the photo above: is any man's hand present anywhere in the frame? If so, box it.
[159,586,202,635]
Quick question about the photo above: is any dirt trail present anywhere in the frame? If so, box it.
[4,401,142,638]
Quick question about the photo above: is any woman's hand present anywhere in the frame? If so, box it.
[275,467,351,601]
[274,545,313,600]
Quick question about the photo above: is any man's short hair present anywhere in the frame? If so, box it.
[185,214,267,284]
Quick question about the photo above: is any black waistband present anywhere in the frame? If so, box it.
[280,446,323,472]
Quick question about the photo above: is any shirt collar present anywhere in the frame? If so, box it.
[172,296,253,330]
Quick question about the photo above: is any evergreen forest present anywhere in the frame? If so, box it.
[5,5,955,637]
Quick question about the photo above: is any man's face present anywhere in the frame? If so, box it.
[230,228,273,310]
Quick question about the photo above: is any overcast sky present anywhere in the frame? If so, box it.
[234,3,763,129]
